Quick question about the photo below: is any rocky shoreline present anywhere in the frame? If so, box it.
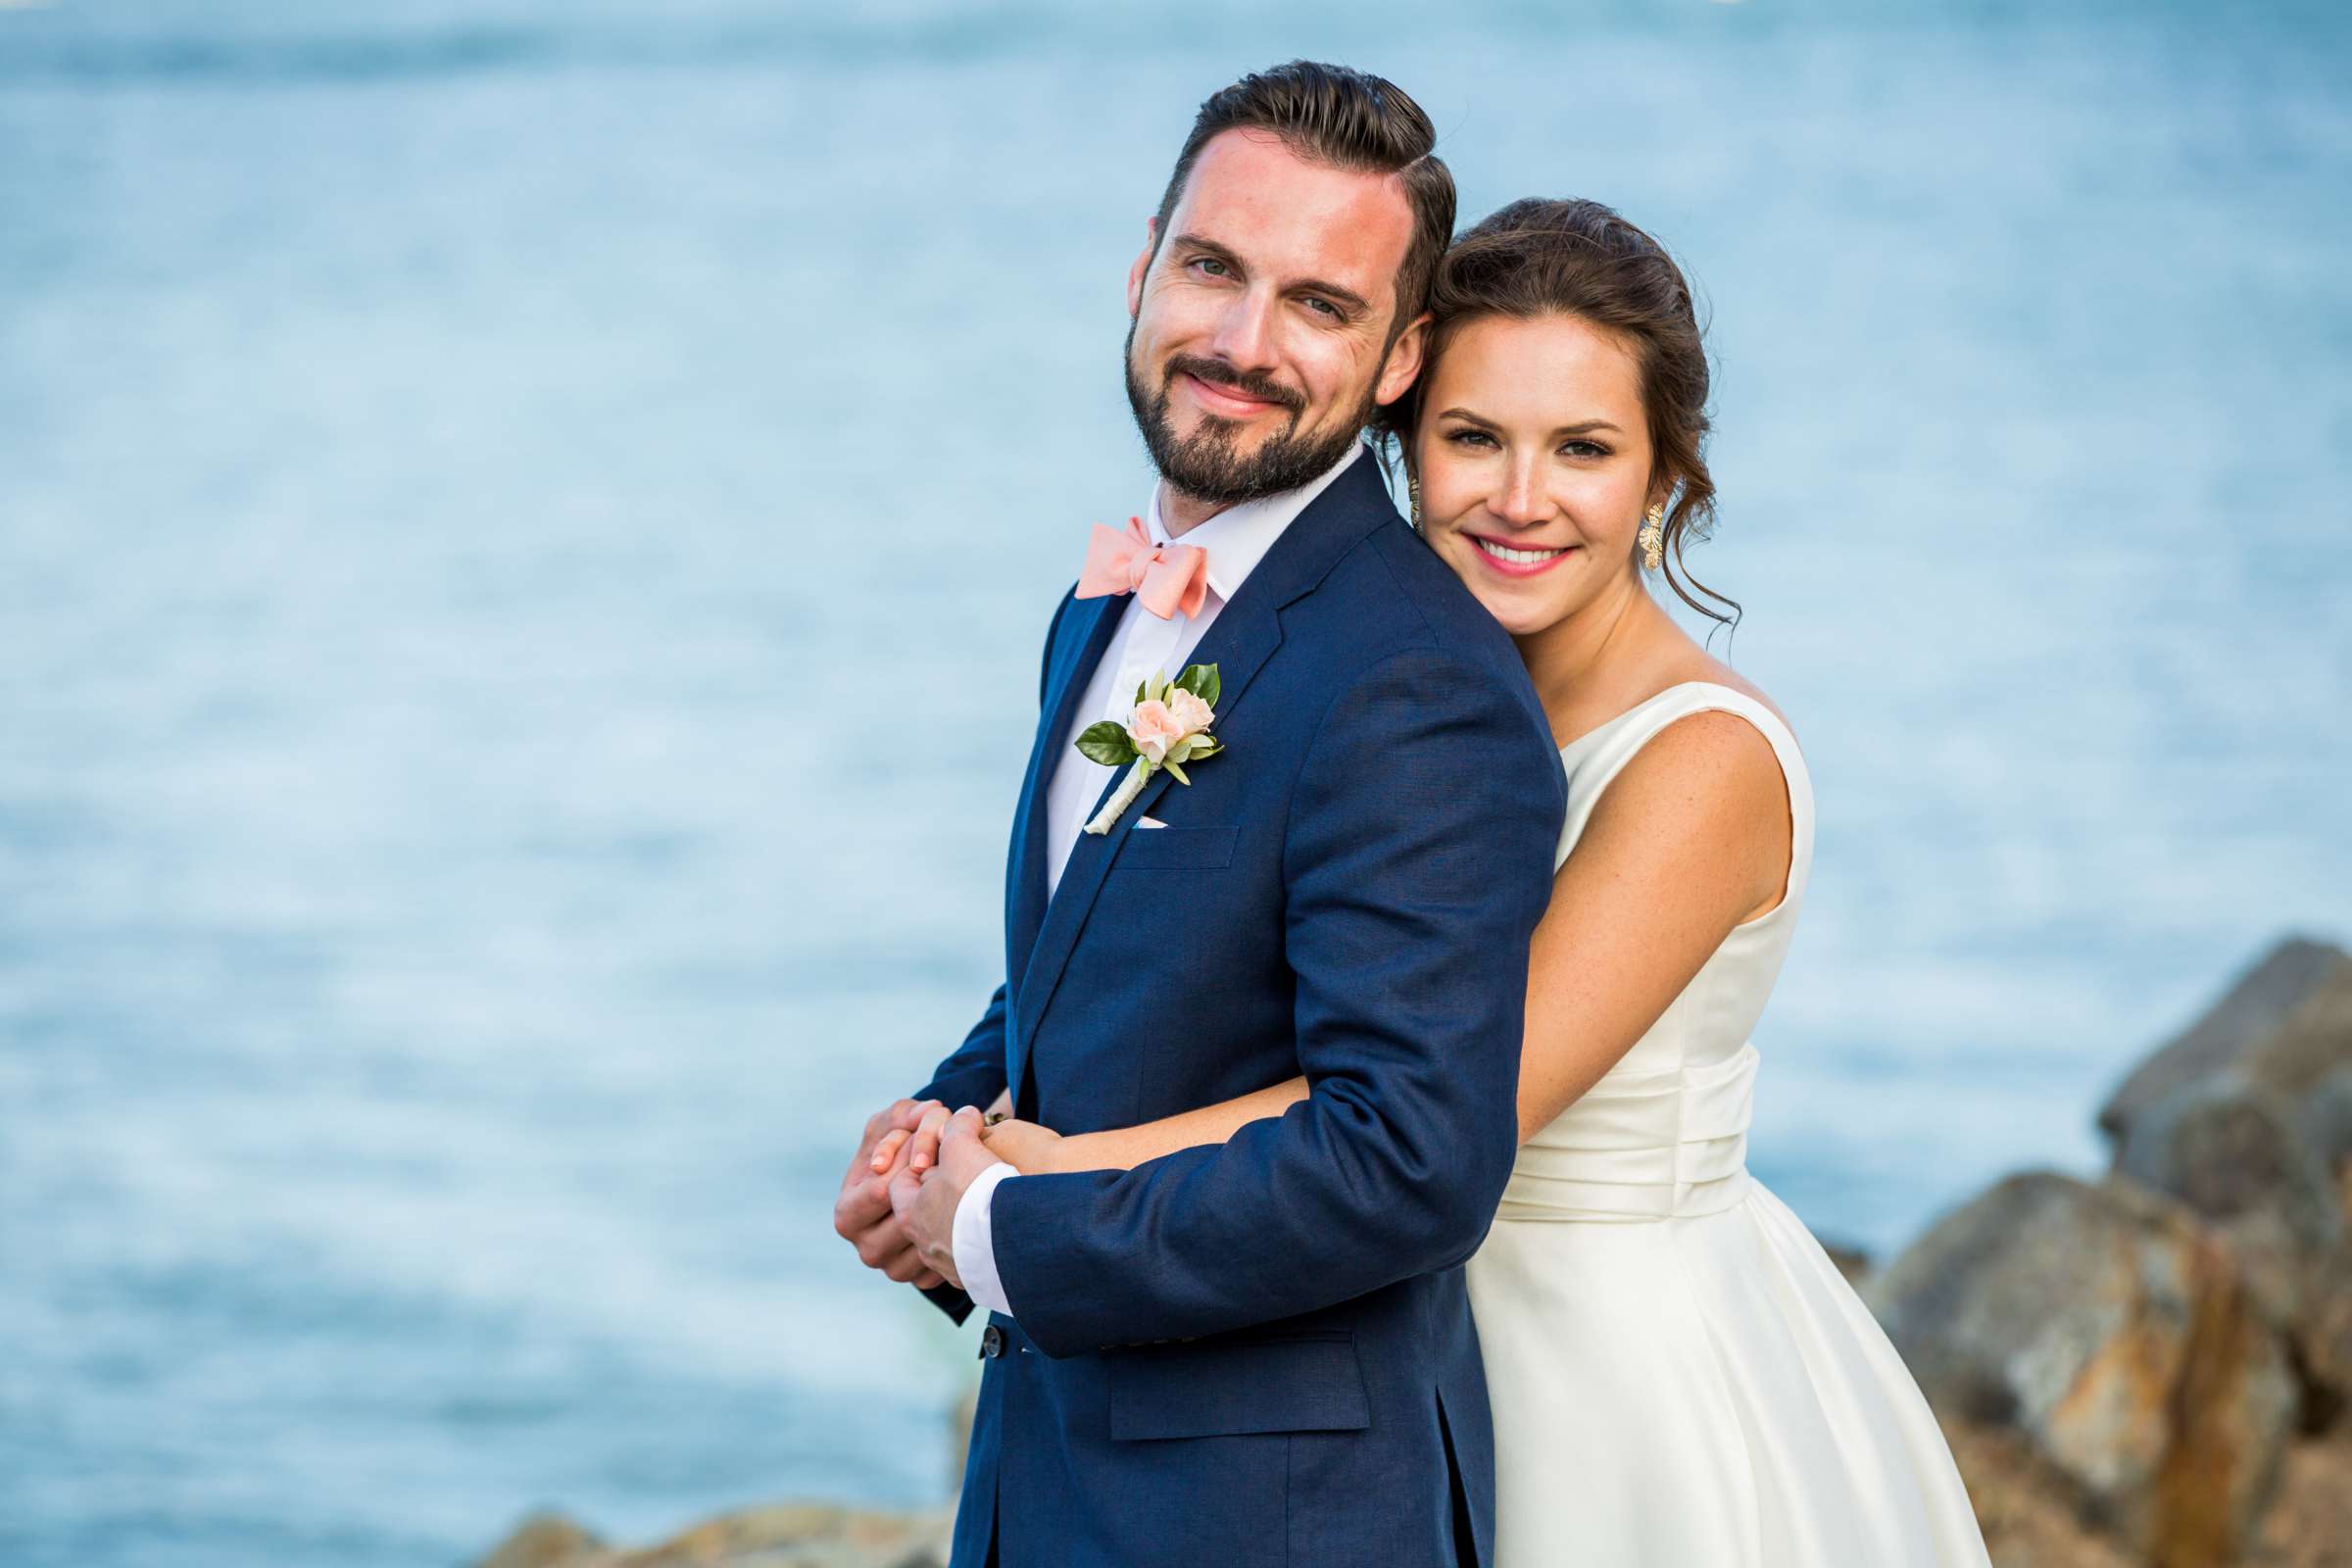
[475,936,2352,1568]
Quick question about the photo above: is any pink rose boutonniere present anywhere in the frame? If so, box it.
[1076,663,1223,835]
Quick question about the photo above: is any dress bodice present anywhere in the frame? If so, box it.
[1497,682,1815,1224]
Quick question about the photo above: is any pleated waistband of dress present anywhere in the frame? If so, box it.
[1494,1042,1759,1224]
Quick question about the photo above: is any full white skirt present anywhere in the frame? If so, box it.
[1465,1174,1991,1567]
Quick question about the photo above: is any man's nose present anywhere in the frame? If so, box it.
[1208,287,1281,372]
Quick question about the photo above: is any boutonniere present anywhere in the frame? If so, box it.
[1076,663,1223,835]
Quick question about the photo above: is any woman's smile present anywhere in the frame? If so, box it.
[1466,534,1580,577]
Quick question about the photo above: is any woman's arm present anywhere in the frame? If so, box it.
[986,710,1790,1172]
[983,1077,1310,1174]
[1513,710,1792,1140]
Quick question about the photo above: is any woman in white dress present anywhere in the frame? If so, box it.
[961,196,1991,1566]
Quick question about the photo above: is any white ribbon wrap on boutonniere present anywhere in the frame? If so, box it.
[1077,663,1223,835]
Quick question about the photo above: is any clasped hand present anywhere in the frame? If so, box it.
[835,1097,1055,1292]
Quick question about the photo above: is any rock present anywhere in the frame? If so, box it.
[2301,1249,2352,1434]
[1818,1237,1872,1288]
[1938,1417,2135,1568]
[2105,954,2352,1438]
[2249,1423,2352,1566]
[471,1501,950,1568]
[2289,1066,2352,1183]
[2099,938,2349,1148]
[603,1502,951,1567]
[473,1384,973,1568]
[2116,1075,2343,1314]
[1866,1170,2298,1567]
[2116,1073,2350,1429]
[476,1510,605,1568]
[2240,961,2352,1172]
[2117,1077,2344,1255]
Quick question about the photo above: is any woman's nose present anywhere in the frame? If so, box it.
[1492,461,1549,526]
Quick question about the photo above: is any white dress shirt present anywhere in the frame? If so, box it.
[951,445,1366,1319]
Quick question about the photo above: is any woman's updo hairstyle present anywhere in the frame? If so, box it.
[1386,197,1737,628]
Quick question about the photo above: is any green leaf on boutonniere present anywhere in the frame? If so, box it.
[1169,732,1221,766]
[1175,662,1220,708]
[1162,759,1191,786]
[1135,677,1148,705]
[1075,722,1139,767]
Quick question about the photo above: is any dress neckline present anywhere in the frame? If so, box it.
[1555,680,1785,760]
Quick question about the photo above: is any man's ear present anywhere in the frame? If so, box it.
[1127,218,1159,319]
[1374,310,1433,407]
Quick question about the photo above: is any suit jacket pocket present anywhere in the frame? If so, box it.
[1110,823,1239,871]
[1107,1334,1369,1440]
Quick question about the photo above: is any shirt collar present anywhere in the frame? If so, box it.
[1143,443,1367,605]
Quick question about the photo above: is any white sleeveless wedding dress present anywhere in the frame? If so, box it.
[1464,683,1989,1566]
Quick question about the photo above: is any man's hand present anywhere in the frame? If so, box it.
[834,1098,946,1287]
[889,1105,1006,1293]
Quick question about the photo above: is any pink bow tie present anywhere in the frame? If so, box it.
[1075,515,1209,619]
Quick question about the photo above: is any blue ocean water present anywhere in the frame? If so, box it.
[2,2,2346,1563]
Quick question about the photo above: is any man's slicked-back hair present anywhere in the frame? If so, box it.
[1152,61,1455,341]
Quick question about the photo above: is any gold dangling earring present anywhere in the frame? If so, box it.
[1638,504,1666,571]
[1407,474,1423,529]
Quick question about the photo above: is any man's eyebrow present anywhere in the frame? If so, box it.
[1168,233,1371,316]
[1294,275,1370,314]
[1168,233,1246,273]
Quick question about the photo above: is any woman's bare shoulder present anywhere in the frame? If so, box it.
[1649,652,1797,742]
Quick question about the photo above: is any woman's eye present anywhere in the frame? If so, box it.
[1445,428,1495,449]
[1560,439,1609,459]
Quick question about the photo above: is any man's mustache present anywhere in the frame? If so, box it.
[1163,355,1304,415]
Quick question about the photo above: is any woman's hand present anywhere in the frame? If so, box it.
[868,1100,947,1175]
[870,1087,1014,1177]
[980,1116,1069,1175]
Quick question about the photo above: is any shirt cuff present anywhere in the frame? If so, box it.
[952,1161,1019,1318]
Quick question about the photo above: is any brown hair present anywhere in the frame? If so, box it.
[1389,197,1738,628]
[1152,61,1455,343]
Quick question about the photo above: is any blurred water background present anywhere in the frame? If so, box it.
[2,0,2347,1562]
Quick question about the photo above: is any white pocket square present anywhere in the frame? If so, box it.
[1136,815,1170,830]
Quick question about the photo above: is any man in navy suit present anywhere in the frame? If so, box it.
[833,62,1563,1567]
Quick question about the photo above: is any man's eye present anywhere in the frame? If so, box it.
[1303,296,1342,318]
[1193,258,1230,278]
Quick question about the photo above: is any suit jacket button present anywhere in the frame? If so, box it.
[981,1325,1004,1359]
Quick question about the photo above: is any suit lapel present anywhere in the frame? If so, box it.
[1006,450,1397,1094]
[1005,590,1123,979]
[1008,591,1282,1093]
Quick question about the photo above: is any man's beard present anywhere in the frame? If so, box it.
[1125,326,1373,507]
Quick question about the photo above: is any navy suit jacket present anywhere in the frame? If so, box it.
[915,451,1565,1568]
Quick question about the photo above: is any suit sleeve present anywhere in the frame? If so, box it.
[913,983,1010,1113]
[987,647,1566,1356]
[907,586,1078,1325]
